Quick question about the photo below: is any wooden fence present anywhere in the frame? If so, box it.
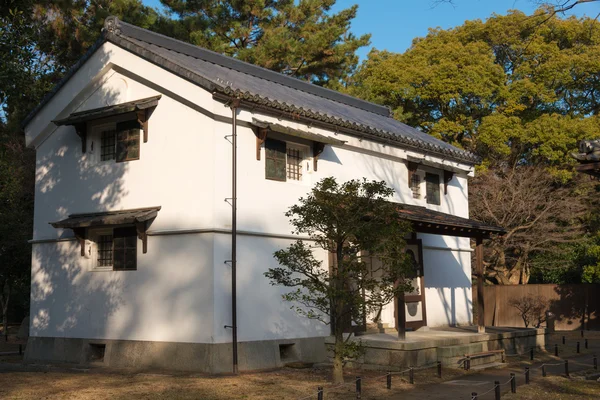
[472,284,600,330]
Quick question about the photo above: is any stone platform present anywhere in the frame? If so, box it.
[326,326,546,371]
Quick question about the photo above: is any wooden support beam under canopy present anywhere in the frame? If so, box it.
[52,95,161,152]
[251,118,346,171]
[50,206,161,254]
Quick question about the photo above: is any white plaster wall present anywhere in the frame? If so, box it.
[30,234,214,342]
[27,40,476,345]
[33,72,216,240]
[212,234,330,343]
[420,234,473,327]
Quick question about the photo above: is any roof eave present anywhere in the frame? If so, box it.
[214,90,481,166]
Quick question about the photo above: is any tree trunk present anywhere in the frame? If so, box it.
[332,329,345,384]
[332,242,345,384]
[1,281,9,341]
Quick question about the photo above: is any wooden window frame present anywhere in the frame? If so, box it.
[89,227,138,271]
[92,117,141,164]
[100,129,117,161]
[410,173,421,199]
[425,172,441,206]
[265,138,287,181]
[286,143,308,182]
[265,137,310,182]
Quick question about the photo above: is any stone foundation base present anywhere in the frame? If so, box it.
[326,327,547,370]
[25,336,327,373]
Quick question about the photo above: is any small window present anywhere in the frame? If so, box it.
[100,130,116,161]
[116,120,141,162]
[97,234,114,267]
[286,146,304,181]
[426,173,441,205]
[93,227,137,271]
[265,138,308,182]
[99,121,140,163]
[113,227,137,270]
[410,174,421,199]
[265,138,287,181]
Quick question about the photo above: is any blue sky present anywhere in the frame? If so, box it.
[143,0,600,59]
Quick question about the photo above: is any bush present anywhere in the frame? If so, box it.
[508,294,548,328]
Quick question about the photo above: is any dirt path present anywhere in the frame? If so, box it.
[400,353,598,400]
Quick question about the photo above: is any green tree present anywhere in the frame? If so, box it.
[30,0,160,71]
[347,9,600,175]
[346,8,600,284]
[265,178,412,383]
[0,2,51,334]
[160,0,370,84]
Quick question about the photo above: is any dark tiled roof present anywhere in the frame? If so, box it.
[50,207,161,229]
[24,16,480,165]
[398,203,505,238]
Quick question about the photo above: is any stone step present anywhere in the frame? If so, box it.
[444,351,505,369]
[437,342,486,358]
[470,361,505,371]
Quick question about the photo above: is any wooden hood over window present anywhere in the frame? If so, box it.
[52,95,161,153]
[251,118,346,171]
[397,203,505,239]
[50,206,161,254]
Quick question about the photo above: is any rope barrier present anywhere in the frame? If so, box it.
[291,341,598,400]
[294,392,316,400]
[476,383,498,397]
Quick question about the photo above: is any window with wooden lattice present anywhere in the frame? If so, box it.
[98,120,141,163]
[92,227,137,271]
[265,138,308,182]
[410,173,421,199]
[426,173,441,205]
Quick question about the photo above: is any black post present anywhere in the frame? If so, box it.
[229,100,239,375]
[471,392,478,400]
[555,344,559,357]
[562,335,566,345]
[386,372,391,389]
[525,368,530,384]
[594,355,597,370]
[581,329,584,338]
[510,373,516,393]
[409,367,414,384]
[437,361,442,378]
[356,376,361,399]
[542,365,547,377]
[577,342,580,354]
[585,339,588,349]
[565,360,569,377]
[530,347,534,361]
[317,386,323,400]
[494,381,501,400]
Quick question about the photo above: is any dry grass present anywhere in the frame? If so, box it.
[0,330,598,399]
[0,363,477,400]
[503,375,600,400]
[0,367,410,400]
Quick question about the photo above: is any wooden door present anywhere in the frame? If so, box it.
[395,239,427,330]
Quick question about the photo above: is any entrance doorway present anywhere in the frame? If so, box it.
[395,239,427,330]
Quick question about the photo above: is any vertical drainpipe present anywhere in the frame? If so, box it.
[230,98,240,374]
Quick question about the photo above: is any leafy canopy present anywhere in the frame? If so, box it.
[265,177,413,383]
[347,9,600,176]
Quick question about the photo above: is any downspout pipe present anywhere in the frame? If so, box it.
[230,98,240,374]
